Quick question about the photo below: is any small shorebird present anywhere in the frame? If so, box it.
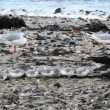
[0,32,27,62]
[71,28,81,36]
[91,33,110,44]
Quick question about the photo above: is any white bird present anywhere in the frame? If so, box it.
[85,32,110,44]
[0,32,27,62]
[91,33,110,44]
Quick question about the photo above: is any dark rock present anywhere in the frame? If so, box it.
[63,38,71,43]
[42,24,61,31]
[63,38,76,45]
[47,31,53,35]
[0,43,6,47]
[54,8,62,14]
[34,60,47,65]
[94,65,110,77]
[0,15,27,29]
[0,49,12,54]
[61,25,75,31]
[52,48,62,55]
[52,43,63,47]
[50,39,56,43]
[20,51,30,57]
[85,11,91,15]
[83,20,109,32]
[104,93,110,99]
[27,104,35,109]
[61,20,66,23]
[29,47,34,52]
[79,10,84,13]
[78,17,85,21]
[36,34,45,40]
[91,56,110,64]
[93,103,102,109]
[52,48,68,55]
[94,64,110,72]
[54,82,61,88]
[69,40,76,45]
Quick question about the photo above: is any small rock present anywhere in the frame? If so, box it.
[36,34,45,40]
[91,56,110,64]
[54,8,62,14]
[85,11,91,15]
[84,20,109,32]
[69,40,76,45]
[54,82,61,88]
[106,15,110,20]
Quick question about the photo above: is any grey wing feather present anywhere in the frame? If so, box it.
[94,33,110,40]
[5,32,24,41]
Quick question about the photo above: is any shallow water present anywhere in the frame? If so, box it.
[0,0,110,18]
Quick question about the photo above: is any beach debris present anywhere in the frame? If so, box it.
[0,15,26,29]
[54,8,62,14]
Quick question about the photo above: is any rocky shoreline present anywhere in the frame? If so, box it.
[0,15,110,109]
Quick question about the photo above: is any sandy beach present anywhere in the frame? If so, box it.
[0,14,110,109]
